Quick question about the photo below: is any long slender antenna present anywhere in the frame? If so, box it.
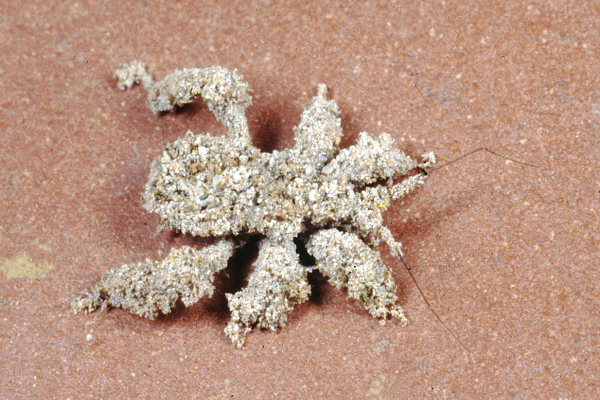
[429,147,539,173]
[394,147,536,359]
[399,255,471,357]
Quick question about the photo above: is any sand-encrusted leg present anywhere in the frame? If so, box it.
[306,228,407,324]
[114,61,252,143]
[389,152,435,200]
[224,238,311,348]
[71,240,234,319]
[291,84,343,169]
[326,132,419,184]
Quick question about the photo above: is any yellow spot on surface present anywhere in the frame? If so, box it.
[34,239,53,252]
[367,374,387,398]
[208,378,233,400]
[1,254,54,279]
[38,243,53,252]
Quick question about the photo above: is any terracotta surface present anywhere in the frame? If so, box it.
[1,1,598,398]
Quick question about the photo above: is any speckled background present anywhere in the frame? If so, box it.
[1,1,598,398]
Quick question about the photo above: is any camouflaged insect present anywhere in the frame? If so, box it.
[72,61,436,347]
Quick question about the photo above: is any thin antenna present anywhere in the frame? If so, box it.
[393,147,537,359]
[399,255,471,357]
[429,147,539,173]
